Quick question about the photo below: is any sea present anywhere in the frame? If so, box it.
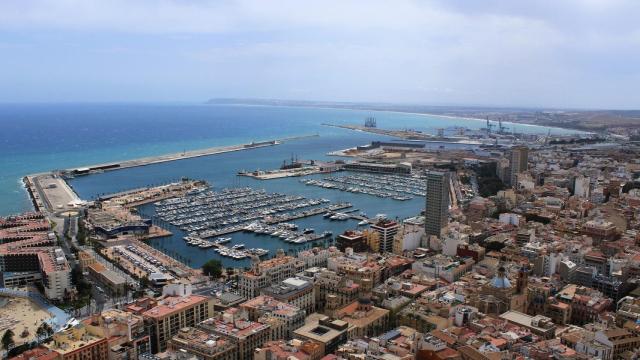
[0,103,581,267]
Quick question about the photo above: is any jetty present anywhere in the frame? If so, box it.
[23,135,318,213]
[64,134,319,176]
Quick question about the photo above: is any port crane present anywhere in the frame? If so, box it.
[498,118,509,134]
[485,117,495,134]
[364,117,377,128]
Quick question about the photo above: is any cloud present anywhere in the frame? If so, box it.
[0,0,638,108]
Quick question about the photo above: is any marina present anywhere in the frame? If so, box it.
[300,172,427,200]
[59,106,530,268]
[243,221,333,244]
[152,186,350,239]
[181,235,270,260]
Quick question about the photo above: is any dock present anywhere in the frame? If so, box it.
[64,134,319,176]
[322,123,480,144]
[23,135,318,213]
[263,203,352,224]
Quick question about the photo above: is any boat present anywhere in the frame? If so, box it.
[232,244,245,250]
[249,248,269,257]
[303,228,315,234]
[358,220,368,226]
[330,213,349,221]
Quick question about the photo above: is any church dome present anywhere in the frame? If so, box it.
[490,276,511,288]
[491,267,511,288]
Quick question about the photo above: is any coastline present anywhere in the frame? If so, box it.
[210,102,591,134]
[22,134,318,213]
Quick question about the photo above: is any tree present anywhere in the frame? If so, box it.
[202,259,222,278]
[36,325,46,342]
[140,276,151,288]
[36,322,53,342]
[43,323,53,338]
[2,329,15,350]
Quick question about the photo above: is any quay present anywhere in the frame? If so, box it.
[64,134,319,176]
[322,123,481,144]
[22,135,317,213]
[23,173,83,213]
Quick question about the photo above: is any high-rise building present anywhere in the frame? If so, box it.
[509,146,529,187]
[424,170,450,237]
[574,175,591,198]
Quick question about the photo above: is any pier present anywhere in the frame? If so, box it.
[64,134,319,176]
[23,135,317,213]
[262,203,352,224]
[151,186,352,239]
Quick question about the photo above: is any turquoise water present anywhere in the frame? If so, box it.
[0,103,579,216]
[0,103,581,267]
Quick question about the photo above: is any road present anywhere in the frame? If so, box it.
[83,247,140,288]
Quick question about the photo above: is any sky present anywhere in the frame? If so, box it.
[0,0,639,109]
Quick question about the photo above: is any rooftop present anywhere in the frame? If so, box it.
[241,295,303,317]
[142,295,210,319]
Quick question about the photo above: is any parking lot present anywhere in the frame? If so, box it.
[104,245,173,280]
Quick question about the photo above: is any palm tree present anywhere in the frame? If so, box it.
[2,329,15,350]
[36,324,47,342]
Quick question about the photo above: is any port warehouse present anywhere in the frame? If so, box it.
[343,162,412,175]
[72,163,121,175]
[356,141,426,151]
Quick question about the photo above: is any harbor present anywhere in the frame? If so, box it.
[182,236,270,260]
[63,125,447,268]
[300,172,427,200]
[322,123,483,144]
[151,186,351,240]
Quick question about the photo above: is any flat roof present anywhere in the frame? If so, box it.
[294,322,345,343]
[499,311,553,333]
[142,295,209,319]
